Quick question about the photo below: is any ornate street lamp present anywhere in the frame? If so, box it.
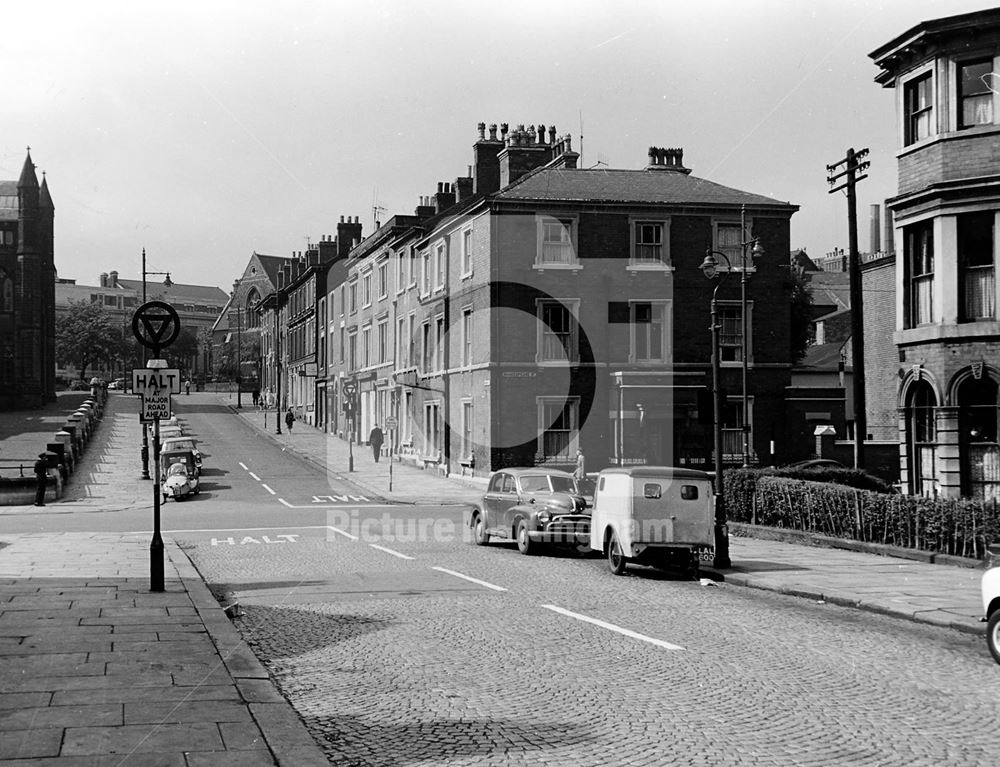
[231,281,242,409]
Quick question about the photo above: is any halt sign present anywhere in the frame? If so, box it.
[132,368,181,421]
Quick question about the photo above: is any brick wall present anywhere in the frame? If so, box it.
[862,256,898,440]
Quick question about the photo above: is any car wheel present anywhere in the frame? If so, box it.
[687,550,701,581]
[516,520,535,555]
[988,611,1000,665]
[472,512,490,546]
[607,531,627,575]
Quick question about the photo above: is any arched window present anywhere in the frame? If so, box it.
[245,288,261,329]
[907,381,937,496]
[958,375,1000,500]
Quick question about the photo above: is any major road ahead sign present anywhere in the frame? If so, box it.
[140,393,172,420]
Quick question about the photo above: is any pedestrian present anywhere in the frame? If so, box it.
[185,379,191,396]
[284,408,295,432]
[574,447,586,482]
[252,388,260,408]
[33,452,49,507]
[369,424,384,463]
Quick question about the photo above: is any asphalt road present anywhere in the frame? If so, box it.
[6,395,1000,766]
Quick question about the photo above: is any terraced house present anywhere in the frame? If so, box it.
[871,8,1000,499]
[330,123,800,478]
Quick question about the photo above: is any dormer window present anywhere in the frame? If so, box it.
[958,59,994,129]
[904,71,933,145]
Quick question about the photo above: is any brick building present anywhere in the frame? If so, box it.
[871,8,1000,499]
[330,123,799,478]
[0,150,56,409]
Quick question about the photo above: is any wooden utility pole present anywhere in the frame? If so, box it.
[827,147,870,469]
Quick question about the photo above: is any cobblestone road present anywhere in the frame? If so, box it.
[183,513,1000,767]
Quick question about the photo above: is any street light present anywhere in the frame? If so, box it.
[139,248,173,480]
[231,281,242,409]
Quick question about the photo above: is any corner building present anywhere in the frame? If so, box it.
[871,9,1000,499]
[339,124,798,477]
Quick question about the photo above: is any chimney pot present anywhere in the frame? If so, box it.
[549,126,557,144]
[437,182,444,193]
[489,123,498,140]
[340,215,344,223]
[477,122,486,140]
[537,124,546,144]
[500,123,509,140]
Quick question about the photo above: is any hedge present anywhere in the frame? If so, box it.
[725,468,1000,560]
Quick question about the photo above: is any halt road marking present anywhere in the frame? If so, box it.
[431,567,507,592]
[369,544,414,560]
[541,604,684,651]
[277,497,397,509]
[328,526,359,541]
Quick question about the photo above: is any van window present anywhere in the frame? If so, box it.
[488,474,504,492]
[643,483,662,499]
[501,474,515,493]
[681,485,699,500]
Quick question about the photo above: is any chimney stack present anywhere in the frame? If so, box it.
[109,270,118,287]
[645,146,691,174]
[99,272,108,288]
[337,215,363,258]
[454,175,473,203]
[498,124,555,187]
[415,195,436,219]
[883,202,894,257]
[869,204,881,254]
[473,122,505,195]
[434,182,456,213]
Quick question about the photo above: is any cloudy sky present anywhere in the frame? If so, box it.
[5,0,995,291]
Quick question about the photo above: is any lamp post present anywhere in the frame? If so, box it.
[231,282,242,409]
[699,249,733,569]
[275,301,282,434]
[139,248,172,480]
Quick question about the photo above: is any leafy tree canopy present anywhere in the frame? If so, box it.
[55,299,120,380]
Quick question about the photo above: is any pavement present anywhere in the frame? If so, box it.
[0,391,992,764]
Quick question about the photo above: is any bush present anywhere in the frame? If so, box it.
[725,467,1000,559]
[770,465,895,494]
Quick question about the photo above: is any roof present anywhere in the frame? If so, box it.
[807,271,851,312]
[799,342,847,371]
[599,466,712,480]
[116,278,228,303]
[494,167,796,210]
[253,253,294,285]
[790,249,819,272]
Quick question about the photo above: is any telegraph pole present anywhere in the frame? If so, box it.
[827,147,870,469]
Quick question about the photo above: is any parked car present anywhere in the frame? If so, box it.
[469,468,591,555]
[160,437,203,473]
[982,553,1000,664]
[588,466,715,578]
[159,449,200,501]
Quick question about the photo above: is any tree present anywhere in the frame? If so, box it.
[789,264,814,363]
[163,327,200,372]
[55,300,120,380]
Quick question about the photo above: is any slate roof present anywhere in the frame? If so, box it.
[253,254,293,286]
[800,341,847,371]
[116,278,228,303]
[495,168,796,209]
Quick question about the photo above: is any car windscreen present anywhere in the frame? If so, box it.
[165,440,195,451]
[519,475,552,492]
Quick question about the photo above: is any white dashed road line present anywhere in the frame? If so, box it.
[327,526,359,541]
[248,471,261,481]
[261,484,276,495]
[431,567,507,592]
[369,544,414,560]
[238,462,249,471]
[541,604,684,651]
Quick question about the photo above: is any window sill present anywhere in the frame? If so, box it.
[627,263,674,272]
[460,271,473,280]
[532,263,582,272]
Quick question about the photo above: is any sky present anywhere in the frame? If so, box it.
[5,0,997,291]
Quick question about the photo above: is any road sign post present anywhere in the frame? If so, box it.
[344,381,357,473]
[385,415,398,492]
[131,301,181,593]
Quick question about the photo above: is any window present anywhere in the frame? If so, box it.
[422,251,431,295]
[630,302,668,362]
[349,281,357,313]
[408,314,416,369]
[362,272,372,307]
[537,217,576,265]
[537,300,579,362]
[715,222,743,266]
[905,220,934,327]
[377,319,388,364]
[422,321,432,371]
[904,71,933,145]
[633,221,668,265]
[435,243,446,290]
[721,400,745,461]
[348,331,357,370]
[339,326,345,363]
[424,401,440,458]
[462,307,473,367]
[0,276,12,312]
[409,248,418,288]
[461,229,473,276]
[537,397,579,462]
[396,250,406,294]
[434,315,445,371]
[397,317,406,366]
[362,326,371,367]
[378,262,388,299]
[718,304,745,363]
[958,59,994,130]
[462,400,473,458]
[959,212,995,321]
[909,381,937,497]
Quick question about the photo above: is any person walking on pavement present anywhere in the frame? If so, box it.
[284,408,295,432]
[33,452,49,506]
[369,424,384,462]
[574,447,586,482]
[185,379,191,396]
[252,388,260,408]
